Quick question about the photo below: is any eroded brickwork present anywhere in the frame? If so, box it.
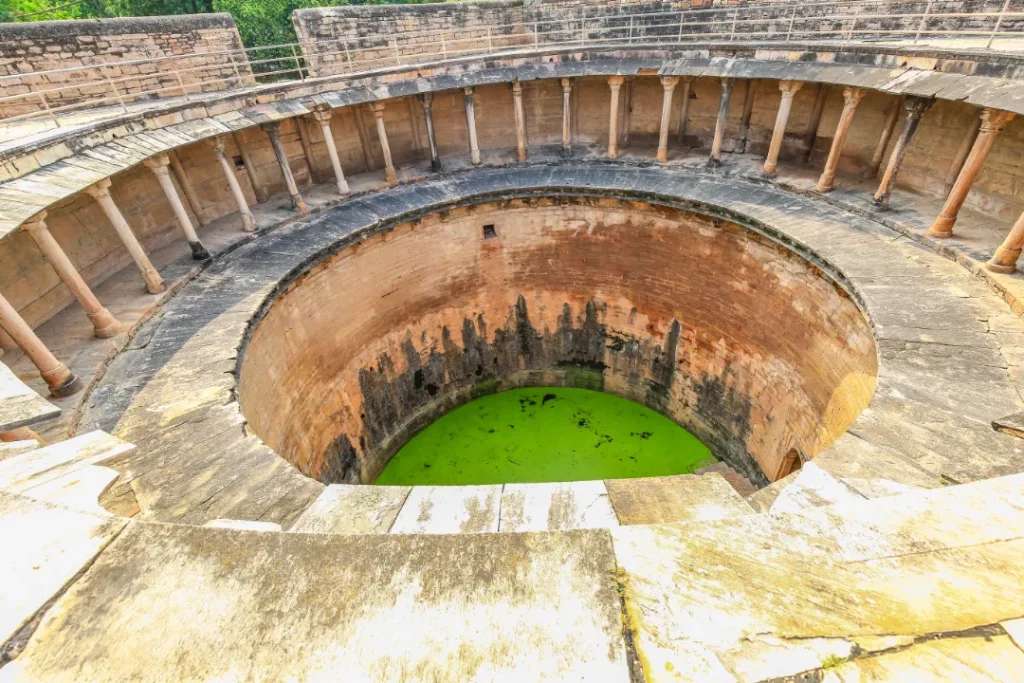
[0,14,252,118]
[239,197,877,485]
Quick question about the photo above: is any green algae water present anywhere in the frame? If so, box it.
[375,387,714,485]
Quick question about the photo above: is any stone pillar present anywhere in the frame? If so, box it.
[873,97,932,207]
[607,76,625,159]
[621,78,633,147]
[988,210,1024,273]
[294,117,321,185]
[419,93,442,171]
[512,81,528,162]
[21,212,123,339]
[815,87,866,193]
[560,78,573,155]
[210,137,256,232]
[311,107,350,195]
[738,80,756,154]
[145,154,210,261]
[865,97,902,179]
[944,115,982,197]
[371,102,399,185]
[168,151,207,227]
[656,76,678,163]
[0,291,79,397]
[86,179,165,295]
[802,84,828,163]
[463,87,481,166]
[929,108,1015,238]
[763,80,802,176]
[709,78,734,165]
[262,122,309,216]
[676,77,692,144]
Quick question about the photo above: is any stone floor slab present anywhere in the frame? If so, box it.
[290,484,410,535]
[390,485,502,534]
[2,522,629,682]
[499,481,618,532]
[605,473,752,525]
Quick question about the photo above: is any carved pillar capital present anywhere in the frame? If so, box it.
[903,96,932,117]
[143,153,172,175]
[85,177,113,199]
[720,77,734,93]
[842,87,865,106]
[512,81,523,95]
[463,86,475,98]
[418,92,433,110]
[980,107,1015,134]
[209,136,228,156]
[778,79,803,97]
[311,106,333,124]
[370,102,386,117]
[20,211,47,233]
[608,75,625,90]
[560,77,573,93]
[261,121,282,138]
[660,76,679,91]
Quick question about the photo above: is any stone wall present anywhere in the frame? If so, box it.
[0,14,252,119]
[295,0,1023,74]
[238,197,877,486]
[292,1,528,78]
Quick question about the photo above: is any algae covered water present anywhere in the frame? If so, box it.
[375,387,714,485]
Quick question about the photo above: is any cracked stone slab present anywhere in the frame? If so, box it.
[499,481,618,532]
[612,472,1024,681]
[605,473,752,525]
[0,362,59,433]
[3,522,629,682]
[0,491,126,647]
[390,485,502,534]
[289,483,410,534]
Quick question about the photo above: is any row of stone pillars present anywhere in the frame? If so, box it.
[3,77,1021,396]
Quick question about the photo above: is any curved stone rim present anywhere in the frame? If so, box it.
[82,161,1023,526]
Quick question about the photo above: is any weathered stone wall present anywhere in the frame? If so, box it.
[238,197,878,486]
[292,1,529,77]
[0,14,252,119]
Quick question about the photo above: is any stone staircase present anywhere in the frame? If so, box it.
[2,363,1022,681]
[1,424,1023,681]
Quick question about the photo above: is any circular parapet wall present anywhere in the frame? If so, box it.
[238,196,877,486]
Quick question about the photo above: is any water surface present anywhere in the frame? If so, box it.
[375,387,713,485]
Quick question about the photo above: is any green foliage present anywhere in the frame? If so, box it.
[2,0,440,49]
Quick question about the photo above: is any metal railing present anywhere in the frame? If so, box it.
[2,0,1023,127]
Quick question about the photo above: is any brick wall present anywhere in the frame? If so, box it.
[0,14,253,119]
[295,0,1023,73]
[292,1,529,78]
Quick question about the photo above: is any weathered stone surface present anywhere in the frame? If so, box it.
[4,523,629,682]
[605,473,752,525]
[0,363,58,433]
[289,483,410,534]
[500,480,618,532]
[390,485,502,534]
[819,634,1024,682]
[0,491,125,648]
[0,431,133,494]
[768,462,865,515]
[612,473,1024,682]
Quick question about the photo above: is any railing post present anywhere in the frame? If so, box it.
[175,71,187,98]
[228,50,243,87]
[391,39,400,65]
[677,12,684,42]
[914,0,934,45]
[629,16,634,43]
[344,41,353,71]
[786,5,796,42]
[441,35,448,59]
[988,0,1012,48]
[37,91,59,127]
[488,26,494,51]
[291,44,305,79]
[730,9,738,40]
[104,67,127,112]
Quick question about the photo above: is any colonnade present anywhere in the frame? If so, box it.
[2,75,1022,396]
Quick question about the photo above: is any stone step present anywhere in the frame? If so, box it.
[693,461,758,497]
[766,461,866,515]
[0,360,60,433]
[605,472,754,525]
[0,438,41,460]
[6,518,631,682]
[0,430,133,495]
[611,471,1024,681]
[289,473,751,536]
